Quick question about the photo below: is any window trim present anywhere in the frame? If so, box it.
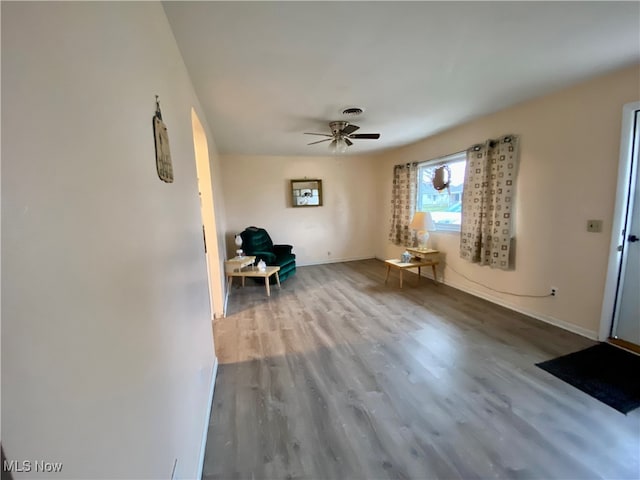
[416,151,467,233]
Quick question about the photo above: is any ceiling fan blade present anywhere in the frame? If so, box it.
[344,138,353,146]
[349,133,380,139]
[341,124,360,135]
[307,138,332,145]
[304,132,332,137]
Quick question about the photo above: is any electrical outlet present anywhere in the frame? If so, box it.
[551,287,557,297]
[587,220,602,233]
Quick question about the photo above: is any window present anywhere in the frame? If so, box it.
[416,151,467,232]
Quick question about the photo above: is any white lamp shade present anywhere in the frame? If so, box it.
[409,211,436,231]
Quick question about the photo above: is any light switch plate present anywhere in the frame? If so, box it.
[587,220,603,233]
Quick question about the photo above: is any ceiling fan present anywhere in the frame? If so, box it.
[305,121,380,153]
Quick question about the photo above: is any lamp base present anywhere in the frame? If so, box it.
[416,231,430,250]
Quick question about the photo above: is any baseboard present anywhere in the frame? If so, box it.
[440,274,598,340]
[197,356,218,480]
[298,255,375,267]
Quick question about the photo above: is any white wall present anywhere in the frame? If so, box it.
[221,154,377,265]
[374,64,640,339]
[2,3,220,478]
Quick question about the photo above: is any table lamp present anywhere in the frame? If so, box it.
[409,212,436,250]
[234,233,244,257]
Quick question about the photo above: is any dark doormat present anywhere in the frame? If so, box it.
[536,342,640,414]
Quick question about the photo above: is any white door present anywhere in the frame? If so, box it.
[612,108,640,345]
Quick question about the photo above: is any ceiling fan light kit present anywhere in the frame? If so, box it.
[329,138,348,154]
[304,120,380,154]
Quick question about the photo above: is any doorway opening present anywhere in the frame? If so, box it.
[192,108,225,320]
[600,101,640,351]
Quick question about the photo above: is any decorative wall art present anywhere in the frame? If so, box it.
[291,179,322,207]
[153,95,174,183]
[432,164,451,191]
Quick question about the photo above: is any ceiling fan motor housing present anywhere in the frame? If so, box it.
[329,121,348,136]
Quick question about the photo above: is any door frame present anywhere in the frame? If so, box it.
[599,101,640,341]
[191,108,225,320]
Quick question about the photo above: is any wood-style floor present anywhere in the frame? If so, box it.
[203,259,640,480]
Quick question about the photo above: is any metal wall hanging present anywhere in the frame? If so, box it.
[432,164,451,191]
[153,95,174,183]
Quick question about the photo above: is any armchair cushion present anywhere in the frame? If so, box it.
[273,244,293,255]
[251,251,276,265]
[240,226,296,282]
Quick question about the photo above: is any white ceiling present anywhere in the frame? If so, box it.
[163,1,640,157]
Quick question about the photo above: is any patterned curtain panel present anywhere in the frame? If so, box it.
[388,162,418,246]
[460,135,520,269]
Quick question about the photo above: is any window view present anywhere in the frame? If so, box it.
[416,152,467,231]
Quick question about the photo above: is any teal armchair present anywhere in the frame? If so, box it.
[239,226,296,282]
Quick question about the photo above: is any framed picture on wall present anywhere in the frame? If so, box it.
[291,179,322,207]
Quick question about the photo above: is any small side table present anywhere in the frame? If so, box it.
[225,255,256,288]
[225,256,281,297]
[228,266,281,297]
[384,248,440,288]
[406,247,439,261]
